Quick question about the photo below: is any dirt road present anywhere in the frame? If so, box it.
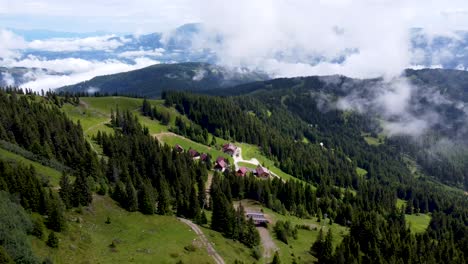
[257,226,278,259]
[178,218,225,264]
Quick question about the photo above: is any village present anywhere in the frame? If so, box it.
[173,142,271,226]
[173,142,276,180]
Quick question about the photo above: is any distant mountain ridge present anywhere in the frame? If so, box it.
[57,62,269,97]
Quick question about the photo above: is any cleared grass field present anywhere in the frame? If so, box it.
[237,161,258,169]
[406,214,431,233]
[396,199,407,209]
[0,147,62,186]
[159,134,233,163]
[238,143,297,182]
[238,143,316,191]
[237,199,348,263]
[201,227,259,264]
[32,195,213,264]
[356,167,368,177]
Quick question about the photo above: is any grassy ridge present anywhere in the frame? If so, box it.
[32,196,214,264]
[0,147,62,186]
[158,134,233,163]
[237,199,348,263]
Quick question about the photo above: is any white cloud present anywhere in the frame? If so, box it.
[15,57,159,91]
[118,48,165,58]
[0,29,26,59]
[1,72,15,86]
[27,35,127,52]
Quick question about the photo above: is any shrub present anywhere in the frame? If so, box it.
[46,232,59,248]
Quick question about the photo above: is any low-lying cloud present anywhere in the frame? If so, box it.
[28,35,129,52]
[15,57,158,91]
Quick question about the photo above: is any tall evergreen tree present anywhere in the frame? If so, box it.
[72,172,92,207]
[59,173,73,209]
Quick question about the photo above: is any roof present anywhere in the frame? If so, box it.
[200,153,208,161]
[237,167,248,175]
[216,156,225,163]
[174,144,184,151]
[215,159,227,168]
[256,166,269,175]
[246,212,268,222]
[222,143,237,153]
[188,149,200,157]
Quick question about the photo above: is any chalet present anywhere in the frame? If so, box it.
[222,143,238,156]
[188,149,200,159]
[174,144,184,153]
[255,166,270,178]
[236,167,248,177]
[200,153,208,162]
[214,157,228,172]
[246,211,269,225]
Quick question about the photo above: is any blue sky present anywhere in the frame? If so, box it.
[1,0,467,34]
[0,0,199,33]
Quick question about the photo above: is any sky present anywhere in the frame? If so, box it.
[2,0,468,89]
[1,0,468,33]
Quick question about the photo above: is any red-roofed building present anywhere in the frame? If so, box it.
[174,144,184,153]
[222,143,238,156]
[188,149,200,159]
[214,158,228,172]
[255,166,270,178]
[200,153,208,161]
[236,167,248,177]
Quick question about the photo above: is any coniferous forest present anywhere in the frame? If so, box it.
[0,85,467,264]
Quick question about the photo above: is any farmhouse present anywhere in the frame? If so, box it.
[174,144,184,153]
[200,153,208,161]
[255,166,270,178]
[236,167,248,177]
[188,149,200,159]
[214,157,228,172]
[222,143,238,156]
[246,211,269,225]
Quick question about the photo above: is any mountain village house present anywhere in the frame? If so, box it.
[188,149,200,159]
[214,157,228,172]
[255,166,270,178]
[222,143,238,156]
[236,167,248,177]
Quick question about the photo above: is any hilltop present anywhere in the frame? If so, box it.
[57,62,269,97]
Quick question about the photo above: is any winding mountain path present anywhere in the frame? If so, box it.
[178,218,225,264]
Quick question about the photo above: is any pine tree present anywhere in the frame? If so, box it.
[59,173,73,209]
[46,191,66,232]
[157,179,171,215]
[31,217,45,239]
[125,181,138,212]
[188,186,200,219]
[139,184,155,214]
[72,172,92,207]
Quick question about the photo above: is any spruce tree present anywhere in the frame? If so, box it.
[46,191,66,232]
[125,181,138,212]
[157,180,171,215]
[59,173,73,209]
[72,172,92,207]
[139,184,155,214]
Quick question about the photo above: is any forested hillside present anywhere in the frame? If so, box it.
[58,62,268,97]
[0,85,466,264]
[164,89,468,263]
